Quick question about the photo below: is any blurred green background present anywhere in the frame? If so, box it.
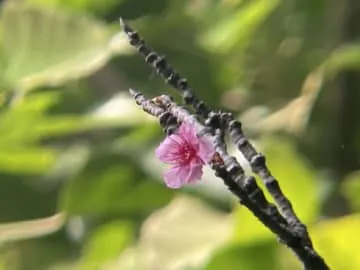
[0,0,359,269]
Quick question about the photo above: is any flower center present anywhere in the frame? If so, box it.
[178,143,197,165]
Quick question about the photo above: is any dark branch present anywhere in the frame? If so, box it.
[123,19,329,270]
[130,89,286,226]
[129,89,329,270]
[120,18,210,119]
[121,18,307,235]
[225,114,310,242]
[157,94,285,222]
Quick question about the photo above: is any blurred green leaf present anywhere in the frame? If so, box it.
[0,91,83,147]
[0,92,63,147]
[232,204,274,244]
[10,91,61,112]
[205,241,278,270]
[250,44,360,136]
[0,90,152,176]
[323,44,360,75]
[0,1,357,269]
[0,3,118,92]
[0,91,145,147]
[233,137,319,244]
[1,233,74,270]
[261,137,319,223]
[78,220,134,270]
[309,214,360,269]
[0,148,56,174]
[200,0,280,54]
[341,171,360,212]
[112,196,232,270]
[60,163,133,215]
[115,181,175,213]
[25,0,125,15]
[60,153,173,215]
[0,92,61,146]
[0,174,59,223]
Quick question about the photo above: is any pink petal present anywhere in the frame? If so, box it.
[163,166,186,189]
[198,135,215,163]
[155,135,183,163]
[178,122,198,145]
[163,161,203,188]
[185,161,203,184]
[157,122,214,189]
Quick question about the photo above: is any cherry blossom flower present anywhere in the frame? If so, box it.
[155,122,215,188]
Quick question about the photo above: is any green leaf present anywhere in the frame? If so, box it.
[113,196,232,270]
[1,231,73,270]
[233,137,319,244]
[0,91,88,147]
[205,241,279,270]
[309,214,360,269]
[24,0,125,15]
[78,220,134,270]
[60,153,173,215]
[323,44,360,76]
[0,91,143,147]
[200,0,280,54]
[232,204,274,244]
[0,148,56,174]
[341,171,360,211]
[0,92,61,146]
[0,3,118,92]
[260,138,319,222]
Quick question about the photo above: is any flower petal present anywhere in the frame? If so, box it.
[198,135,215,163]
[178,122,198,145]
[163,162,203,188]
[185,161,203,184]
[155,135,183,163]
[163,166,186,189]
[157,122,213,188]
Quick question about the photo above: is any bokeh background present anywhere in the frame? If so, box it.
[0,0,359,269]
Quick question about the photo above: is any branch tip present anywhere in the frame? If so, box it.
[128,88,139,97]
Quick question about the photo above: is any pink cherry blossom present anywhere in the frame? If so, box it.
[155,122,215,188]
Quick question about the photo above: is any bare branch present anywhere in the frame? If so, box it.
[123,19,329,270]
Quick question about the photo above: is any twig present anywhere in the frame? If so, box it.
[122,19,329,270]
[131,89,286,224]
[157,94,284,221]
[121,18,305,229]
[120,18,210,119]
[130,89,328,270]
[225,114,310,238]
